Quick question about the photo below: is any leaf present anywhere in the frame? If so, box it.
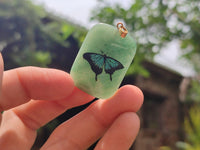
[61,24,75,40]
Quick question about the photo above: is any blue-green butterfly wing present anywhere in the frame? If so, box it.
[104,56,124,81]
[83,53,105,81]
[83,52,124,81]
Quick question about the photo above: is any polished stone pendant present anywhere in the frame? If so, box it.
[70,23,137,99]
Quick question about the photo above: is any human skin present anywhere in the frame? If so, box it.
[0,54,143,150]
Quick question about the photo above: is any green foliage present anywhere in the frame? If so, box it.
[126,54,150,77]
[176,141,192,150]
[176,105,200,150]
[159,146,172,150]
[0,0,50,67]
[91,0,200,75]
[0,0,87,70]
[187,79,200,102]
[184,106,200,146]
[12,50,51,67]
[61,24,75,40]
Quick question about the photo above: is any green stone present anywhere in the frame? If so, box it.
[70,23,137,99]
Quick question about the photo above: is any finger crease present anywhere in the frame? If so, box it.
[89,107,109,130]
[13,110,42,131]
[46,135,82,150]
[16,70,31,100]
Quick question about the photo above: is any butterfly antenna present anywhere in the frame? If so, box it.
[110,74,112,81]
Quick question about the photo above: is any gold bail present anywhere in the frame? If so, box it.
[117,22,128,38]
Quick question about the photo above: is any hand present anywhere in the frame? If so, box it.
[0,54,143,150]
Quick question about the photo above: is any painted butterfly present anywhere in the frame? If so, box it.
[83,52,124,81]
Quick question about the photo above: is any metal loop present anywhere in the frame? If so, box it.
[117,22,128,38]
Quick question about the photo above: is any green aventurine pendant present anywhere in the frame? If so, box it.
[70,23,137,99]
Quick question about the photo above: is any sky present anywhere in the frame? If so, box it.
[32,0,132,27]
[32,0,96,27]
[31,0,195,76]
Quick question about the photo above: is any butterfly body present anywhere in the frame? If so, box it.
[83,52,124,81]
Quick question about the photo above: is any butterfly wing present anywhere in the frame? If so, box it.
[83,53,105,81]
[104,56,124,81]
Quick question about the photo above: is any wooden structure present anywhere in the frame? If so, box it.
[126,61,184,150]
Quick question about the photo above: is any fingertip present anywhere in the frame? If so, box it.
[61,71,75,94]
[118,85,143,99]
[111,112,141,138]
[89,85,143,128]
[120,112,140,130]
[113,85,144,112]
[44,69,75,100]
[94,112,140,150]
[112,112,140,133]
[128,85,144,110]
[116,112,140,144]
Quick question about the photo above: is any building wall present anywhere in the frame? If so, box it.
[131,61,183,150]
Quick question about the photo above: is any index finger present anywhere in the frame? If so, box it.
[0,67,74,111]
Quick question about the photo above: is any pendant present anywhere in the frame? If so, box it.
[70,23,137,99]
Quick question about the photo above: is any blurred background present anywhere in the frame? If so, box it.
[0,0,200,149]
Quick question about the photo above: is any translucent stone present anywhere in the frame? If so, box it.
[70,23,137,99]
